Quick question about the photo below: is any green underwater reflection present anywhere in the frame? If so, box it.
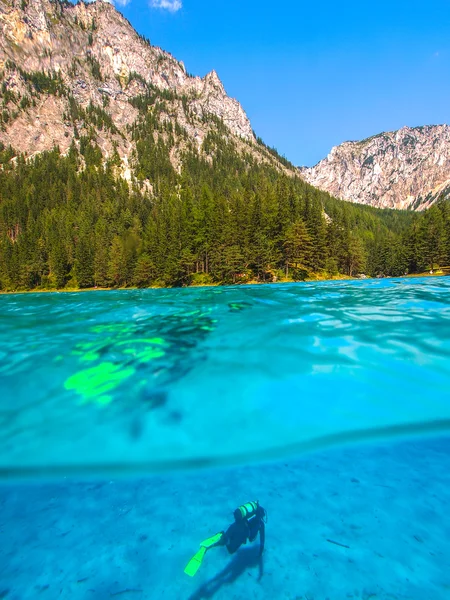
[64,312,216,407]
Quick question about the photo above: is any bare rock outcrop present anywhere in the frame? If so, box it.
[0,0,255,165]
[300,125,450,210]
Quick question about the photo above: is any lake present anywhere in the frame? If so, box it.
[1,278,449,599]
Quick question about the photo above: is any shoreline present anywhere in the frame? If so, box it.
[0,270,447,295]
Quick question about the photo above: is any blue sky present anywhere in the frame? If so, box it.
[113,0,450,166]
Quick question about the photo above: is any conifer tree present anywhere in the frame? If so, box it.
[283,219,313,277]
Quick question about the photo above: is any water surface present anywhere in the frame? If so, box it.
[1,277,450,477]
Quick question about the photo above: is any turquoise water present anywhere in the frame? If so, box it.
[1,278,450,599]
[1,277,450,475]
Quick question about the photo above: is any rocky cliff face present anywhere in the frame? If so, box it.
[0,0,272,177]
[300,125,450,210]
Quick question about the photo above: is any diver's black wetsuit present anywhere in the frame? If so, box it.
[216,505,266,556]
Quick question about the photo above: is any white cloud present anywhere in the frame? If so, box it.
[115,0,131,6]
[150,0,182,12]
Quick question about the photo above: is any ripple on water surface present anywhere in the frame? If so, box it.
[1,277,450,477]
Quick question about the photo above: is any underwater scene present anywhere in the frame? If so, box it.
[1,278,450,599]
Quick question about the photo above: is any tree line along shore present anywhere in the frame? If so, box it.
[1,134,449,292]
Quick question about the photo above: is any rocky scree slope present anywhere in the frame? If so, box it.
[300,125,450,211]
[0,0,288,179]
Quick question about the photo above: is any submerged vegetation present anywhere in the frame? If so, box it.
[0,126,449,291]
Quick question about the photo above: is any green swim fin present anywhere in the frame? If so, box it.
[200,532,223,549]
[184,546,207,577]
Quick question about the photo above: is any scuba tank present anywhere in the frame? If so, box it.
[234,500,259,521]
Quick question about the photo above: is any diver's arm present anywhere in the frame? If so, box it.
[259,521,265,556]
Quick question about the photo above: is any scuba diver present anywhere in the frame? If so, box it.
[184,501,267,577]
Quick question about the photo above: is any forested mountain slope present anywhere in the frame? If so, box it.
[0,0,448,291]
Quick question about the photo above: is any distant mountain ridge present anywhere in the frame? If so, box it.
[2,0,449,214]
[300,125,450,211]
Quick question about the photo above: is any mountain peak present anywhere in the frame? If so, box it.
[0,0,256,170]
[204,69,224,90]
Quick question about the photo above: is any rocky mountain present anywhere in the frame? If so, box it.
[0,0,290,178]
[300,125,450,211]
